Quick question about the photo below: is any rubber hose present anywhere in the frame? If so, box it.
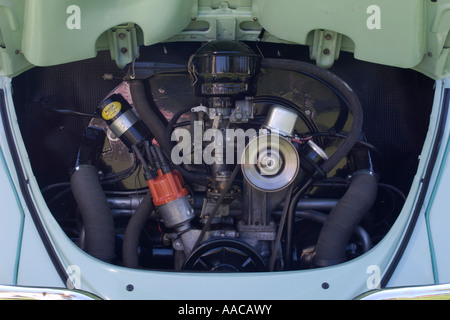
[129,79,209,185]
[294,210,372,254]
[313,172,378,267]
[129,80,168,150]
[122,192,154,268]
[71,165,115,263]
[261,58,364,175]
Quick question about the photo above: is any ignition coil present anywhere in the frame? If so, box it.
[97,93,151,150]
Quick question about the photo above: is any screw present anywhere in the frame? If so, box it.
[325,34,332,41]
[121,47,128,54]
[126,284,134,292]
[322,282,330,289]
[119,33,126,40]
[323,49,330,55]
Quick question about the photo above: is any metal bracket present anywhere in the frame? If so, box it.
[310,29,342,69]
[168,1,258,42]
[108,23,139,69]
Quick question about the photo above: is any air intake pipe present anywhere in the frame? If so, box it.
[313,142,378,267]
[71,165,115,263]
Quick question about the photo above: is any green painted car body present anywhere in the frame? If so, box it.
[0,0,449,79]
[0,0,450,300]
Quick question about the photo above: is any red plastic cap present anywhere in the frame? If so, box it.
[147,170,189,207]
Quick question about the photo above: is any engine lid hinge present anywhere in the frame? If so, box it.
[107,23,139,69]
[310,29,342,69]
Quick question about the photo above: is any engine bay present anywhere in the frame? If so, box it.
[12,41,434,272]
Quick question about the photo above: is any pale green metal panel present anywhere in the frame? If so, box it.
[424,79,450,284]
[0,77,24,286]
[414,1,450,79]
[253,0,426,68]
[427,141,450,283]
[0,143,24,286]
[386,217,435,287]
[20,0,197,66]
[1,0,450,78]
[0,0,32,77]
[16,218,65,288]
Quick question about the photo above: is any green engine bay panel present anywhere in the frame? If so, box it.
[0,0,449,79]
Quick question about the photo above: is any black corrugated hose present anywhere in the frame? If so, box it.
[313,171,378,267]
[71,165,115,263]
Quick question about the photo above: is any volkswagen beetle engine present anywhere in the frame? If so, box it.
[19,40,426,273]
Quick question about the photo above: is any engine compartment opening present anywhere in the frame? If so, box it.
[11,41,434,272]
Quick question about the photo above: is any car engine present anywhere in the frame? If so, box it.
[15,40,429,272]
